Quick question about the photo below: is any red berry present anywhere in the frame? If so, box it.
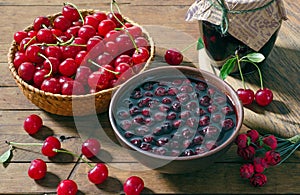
[53,15,72,32]
[25,45,44,63]
[88,163,108,184]
[164,48,183,65]
[28,159,47,180]
[237,88,255,105]
[33,16,51,31]
[14,31,28,44]
[41,136,61,157]
[36,28,55,44]
[61,80,85,95]
[18,62,36,82]
[84,15,100,29]
[78,25,96,41]
[13,53,28,69]
[23,114,43,135]
[81,138,101,158]
[33,69,51,88]
[59,58,78,77]
[62,4,80,22]
[98,19,116,37]
[123,176,144,195]
[107,12,123,28]
[255,88,273,106]
[132,47,150,64]
[57,179,78,195]
[114,55,133,67]
[41,77,61,94]
[93,12,107,21]
[88,71,110,91]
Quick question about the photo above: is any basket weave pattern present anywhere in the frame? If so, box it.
[8,10,154,116]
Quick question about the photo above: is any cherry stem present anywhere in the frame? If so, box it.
[53,149,93,168]
[64,2,85,25]
[23,36,36,50]
[181,41,198,53]
[38,53,52,78]
[241,59,264,89]
[5,141,43,147]
[111,0,139,53]
[88,59,120,75]
[288,134,300,144]
[235,53,246,89]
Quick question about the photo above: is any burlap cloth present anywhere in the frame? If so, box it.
[185,0,287,51]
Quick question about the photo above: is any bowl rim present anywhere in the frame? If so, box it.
[109,65,244,161]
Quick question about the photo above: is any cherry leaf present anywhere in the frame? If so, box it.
[197,38,204,50]
[245,53,265,63]
[0,149,12,164]
[219,58,236,80]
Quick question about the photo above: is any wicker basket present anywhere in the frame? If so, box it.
[8,9,154,116]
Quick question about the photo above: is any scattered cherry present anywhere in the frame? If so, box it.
[123,176,144,195]
[28,158,47,180]
[164,48,183,65]
[57,179,78,195]
[255,88,273,106]
[237,88,255,105]
[41,136,61,157]
[87,163,108,184]
[23,114,43,135]
[81,138,101,158]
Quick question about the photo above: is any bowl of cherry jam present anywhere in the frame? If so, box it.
[109,66,243,174]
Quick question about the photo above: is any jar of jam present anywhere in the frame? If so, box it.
[186,0,287,73]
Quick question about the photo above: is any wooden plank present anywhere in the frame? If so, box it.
[72,162,300,194]
[0,163,76,194]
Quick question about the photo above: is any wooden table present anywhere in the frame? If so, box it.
[0,0,299,194]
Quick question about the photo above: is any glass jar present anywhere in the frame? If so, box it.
[200,20,281,73]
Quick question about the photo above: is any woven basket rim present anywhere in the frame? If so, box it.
[7,9,155,100]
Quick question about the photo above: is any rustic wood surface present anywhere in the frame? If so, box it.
[0,0,299,194]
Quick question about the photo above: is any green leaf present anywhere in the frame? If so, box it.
[245,53,265,63]
[197,38,204,50]
[0,149,12,164]
[219,58,237,80]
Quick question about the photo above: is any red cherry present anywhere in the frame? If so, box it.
[165,48,183,65]
[88,163,108,184]
[62,4,80,22]
[132,47,150,64]
[115,63,130,78]
[78,25,96,41]
[28,159,47,180]
[123,176,144,195]
[135,37,150,49]
[41,136,61,157]
[93,12,107,21]
[13,53,28,69]
[104,29,122,42]
[86,36,102,51]
[255,88,273,106]
[65,26,80,39]
[114,55,133,67]
[53,15,72,32]
[28,30,37,38]
[84,15,100,29]
[33,69,51,88]
[81,138,101,158]
[105,41,119,57]
[61,80,85,95]
[107,12,123,28]
[25,45,44,63]
[23,114,43,135]
[96,52,114,66]
[126,26,143,38]
[43,57,60,75]
[33,16,51,31]
[98,19,117,37]
[18,62,36,82]
[59,58,78,77]
[237,88,255,105]
[36,29,55,44]
[41,77,61,94]
[57,179,78,195]
[57,75,73,86]
[51,28,63,37]
[75,50,90,66]
[19,37,37,53]
[75,66,92,85]
[116,34,134,54]
[14,31,28,44]
[45,46,63,61]
[87,71,111,91]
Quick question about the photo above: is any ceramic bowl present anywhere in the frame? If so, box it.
[109,66,243,174]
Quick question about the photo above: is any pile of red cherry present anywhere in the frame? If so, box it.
[12,3,151,95]
[6,114,144,195]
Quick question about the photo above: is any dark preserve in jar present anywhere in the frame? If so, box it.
[201,21,280,73]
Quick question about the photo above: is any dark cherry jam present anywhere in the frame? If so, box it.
[201,21,280,73]
[113,76,237,157]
